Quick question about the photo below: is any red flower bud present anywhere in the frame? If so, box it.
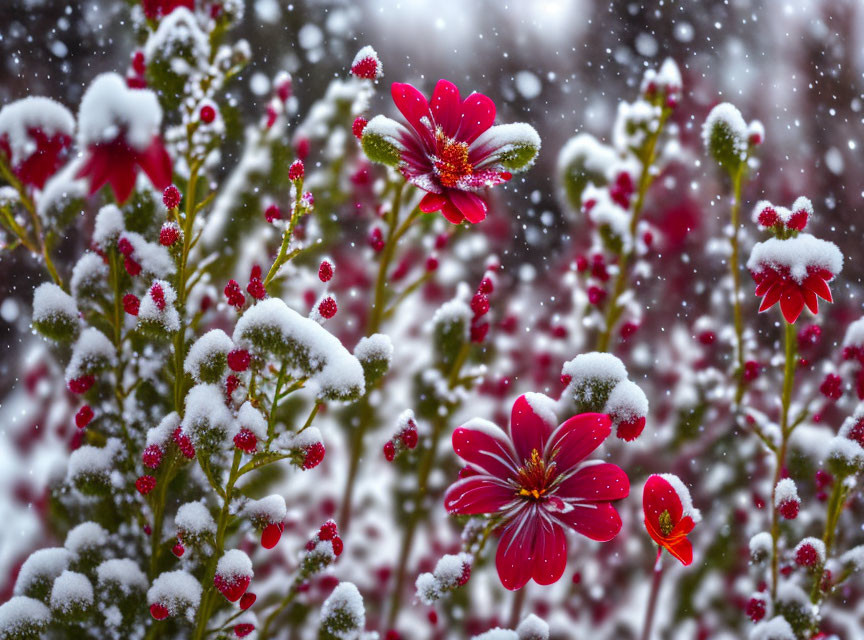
[318,260,334,282]
[75,405,94,429]
[136,475,157,495]
[227,349,251,372]
[163,185,181,210]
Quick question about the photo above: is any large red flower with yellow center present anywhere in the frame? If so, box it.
[444,394,629,591]
[361,80,540,225]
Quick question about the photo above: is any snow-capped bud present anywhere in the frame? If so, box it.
[827,435,864,476]
[352,116,368,140]
[150,603,169,620]
[794,537,825,567]
[75,405,94,429]
[160,222,180,247]
[68,375,95,394]
[288,160,305,181]
[319,520,338,541]
[33,282,79,342]
[163,185,181,210]
[147,571,201,621]
[774,479,800,520]
[275,71,292,101]
[350,46,382,80]
[142,444,163,469]
[214,550,253,602]
[354,333,393,386]
[320,583,365,638]
[318,260,334,282]
[703,102,748,171]
[239,592,256,610]
[302,442,325,469]
[199,104,216,124]
[233,429,258,454]
[361,115,404,167]
[415,553,472,605]
[747,120,765,147]
[561,353,629,414]
[746,594,767,622]
[516,613,550,640]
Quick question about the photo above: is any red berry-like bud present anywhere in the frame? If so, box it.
[233,428,258,454]
[350,54,381,80]
[757,206,778,228]
[778,498,800,520]
[159,223,180,247]
[400,427,418,450]
[150,603,170,620]
[172,543,185,558]
[743,360,761,382]
[239,592,256,610]
[247,279,266,300]
[786,209,808,231]
[383,440,396,462]
[369,227,385,252]
[136,475,157,495]
[746,597,766,622]
[124,257,142,277]
[288,160,305,181]
[122,293,140,316]
[264,204,281,223]
[385,631,400,640]
[69,375,95,394]
[261,522,284,549]
[319,520,338,541]
[199,105,216,124]
[172,427,196,459]
[470,293,490,317]
[117,237,134,257]
[214,574,251,603]
[132,50,146,75]
[619,321,638,340]
[820,373,843,400]
[331,535,344,556]
[225,375,241,398]
[425,256,439,272]
[163,185,181,210]
[457,562,471,586]
[698,330,716,345]
[616,416,646,442]
[142,444,163,469]
[470,322,489,344]
[302,442,325,469]
[227,349,251,372]
[318,260,334,282]
[795,542,820,567]
[74,405,94,429]
[352,116,368,139]
[478,277,494,294]
[317,297,337,319]
[234,624,255,638]
[587,286,606,306]
[150,283,166,311]
[561,374,572,387]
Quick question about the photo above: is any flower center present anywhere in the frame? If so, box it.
[434,129,473,188]
[515,449,555,501]
[659,509,674,536]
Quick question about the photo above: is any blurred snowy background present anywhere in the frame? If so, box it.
[2,0,864,636]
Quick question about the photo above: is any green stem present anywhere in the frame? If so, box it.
[596,110,669,352]
[263,178,304,289]
[730,166,747,405]
[770,321,797,603]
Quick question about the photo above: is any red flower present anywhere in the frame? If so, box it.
[362,80,539,224]
[642,474,700,566]
[76,74,172,204]
[747,235,842,324]
[444,394,629,590]
[0,97,75,190]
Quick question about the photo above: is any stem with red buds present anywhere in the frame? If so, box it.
[640,548,665,640]
[596,108,670,353]
[770,320,797,603]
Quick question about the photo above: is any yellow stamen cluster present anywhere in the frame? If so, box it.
[434,129,472,188]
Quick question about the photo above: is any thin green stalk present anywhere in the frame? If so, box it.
[770,321,797,603]
[730,165,746,405]
[596,110,669,353]
[264,177,305,289]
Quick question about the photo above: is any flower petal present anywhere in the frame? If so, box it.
[457,92,496,144]
[430,79,462,139]
[495,506,536,591]
[107,156,138,204]
[664,536,693,566]
[440,201,465,224]
[779,285,805,323]
[545,413,611,471]
[531,516,568,586]
[558,462,630,502]
[138,137,173,192]
[758,281,783,312]
[447,189,487,224]
[444,475,514,515]
[419,192,448,213]
[451,418,516,480]
[391,82,433,143]
[804,274,833,302]
[558,501,622,542]
[510,393,556,464]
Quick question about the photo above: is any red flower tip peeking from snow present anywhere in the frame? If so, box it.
[75,405,94,429]
[794,538,824,567]
[746,596,767,622]
[141,0,194,20]
[615,415,646,442]
[234,429,258,454]
[214,551,253,602]
[172,427,196,459]
[747,232,842,324]
[350,46,383,81]
[444,393,629,591]
[239,592,256,610]
[76,74,173,204]
[149,603,170,620]
[68,375,95,394]
[361,79,540,225]
[227,349,251,372]
[301,441,325,469]
[234,624,255,638]
[0,96,75,190]
[172,542,185,558]
[159,222,180,247]
[642,474,701,566]
[775,478,800,520]
[142,444,163,469]
[261,522,285,549]
[352,116,368,140]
